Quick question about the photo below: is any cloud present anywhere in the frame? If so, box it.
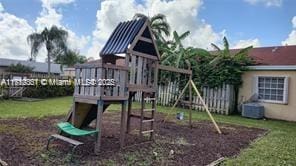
[0,3,4,13]
[282,16,296,45]
[88,0,225,57]
[0,11,34,60]
[244,0,282,7]
[292,16,296,28]
[232,38,261,49]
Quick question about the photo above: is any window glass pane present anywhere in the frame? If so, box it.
[278,84,284,89]
[277,96,283,101]
[271,83,277,88]
[271,89,277,95]
[278,78,284,84]
[277,90,284,95]
[265,89,271,95]
[271,95,277,100]
[271,78,277,83]
[264,95,270,100]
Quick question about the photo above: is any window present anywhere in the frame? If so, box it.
[256,76,288,104]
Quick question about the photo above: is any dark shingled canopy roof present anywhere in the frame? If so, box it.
[100,18,146,56]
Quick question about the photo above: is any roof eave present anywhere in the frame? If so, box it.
[248,65,296,71]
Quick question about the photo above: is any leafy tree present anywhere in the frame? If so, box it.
[7,63,34,73]
[27,26,68,75]
[202,37,253,87]
[54,49,87,67]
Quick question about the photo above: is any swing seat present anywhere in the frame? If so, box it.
[46,122,99,160]
[57,122,98,136]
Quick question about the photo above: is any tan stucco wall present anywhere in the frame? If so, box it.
[239,70,296,121]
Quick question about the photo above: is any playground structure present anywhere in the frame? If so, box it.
[47,17,221,155]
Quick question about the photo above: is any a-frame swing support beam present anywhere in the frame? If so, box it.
[166,79,222,134]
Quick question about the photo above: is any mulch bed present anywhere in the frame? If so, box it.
[0,112,267,165]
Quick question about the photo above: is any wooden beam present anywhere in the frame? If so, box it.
[127,50,158,60]
[190,80,222,134]
[75,63,102,68]
[128,21,149,50]
[158,64,192,75]
[139,36,152,43]
[103,63,129,71]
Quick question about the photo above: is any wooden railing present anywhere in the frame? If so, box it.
[74,63,128,100]
[128,54,157,91]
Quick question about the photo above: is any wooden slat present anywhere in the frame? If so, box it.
[113,70,120,96]
[89,68,96,96]
[142,58,147,85]
[85,68,91,96]
[141,130,154,134]
[74,68,80,95]
[80,69,86,95]
[137,56,143,85]
[51,134,83,146]
[96,68,102,97]
[130,55,137,84]
[159,65,192,75]
[119,70,126,96]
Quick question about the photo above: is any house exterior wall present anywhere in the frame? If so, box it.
[239,70,296,121]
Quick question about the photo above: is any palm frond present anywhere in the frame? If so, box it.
[133,13,147,19]
[179,31,190,40]
[151,13,166,22]
[211,43,221,52]
[27,33,44,59]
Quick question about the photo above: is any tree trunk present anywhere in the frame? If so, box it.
[47,52,51,76]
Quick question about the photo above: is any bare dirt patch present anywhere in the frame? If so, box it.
[0,112,266,165]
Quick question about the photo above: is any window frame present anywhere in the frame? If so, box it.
[254,75,289,104]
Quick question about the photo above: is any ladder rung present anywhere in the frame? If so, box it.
[142,119,154,123]
[141,130,154,134]
[130,114,151,120]
[143,108,155,112]
[144,98,156,101]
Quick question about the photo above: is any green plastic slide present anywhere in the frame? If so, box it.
[57,122,98,136]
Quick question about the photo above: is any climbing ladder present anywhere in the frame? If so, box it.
[127,91,156,140]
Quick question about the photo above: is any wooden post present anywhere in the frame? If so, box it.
[71,101,77,126]
[126,92,133,133]
[120,100,127,148]
[140,92,145,138]
[95,100,104,154]
[190,80,222,134]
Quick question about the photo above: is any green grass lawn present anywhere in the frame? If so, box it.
[0,97,296,165]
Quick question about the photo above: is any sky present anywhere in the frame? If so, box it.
[0,0,295,62]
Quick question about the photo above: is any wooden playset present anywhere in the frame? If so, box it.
[47,17,221,156]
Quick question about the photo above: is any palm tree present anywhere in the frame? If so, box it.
[133,13,171,42]
[27,26,68,75]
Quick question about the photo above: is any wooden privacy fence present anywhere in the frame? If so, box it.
[134,83,235,115]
